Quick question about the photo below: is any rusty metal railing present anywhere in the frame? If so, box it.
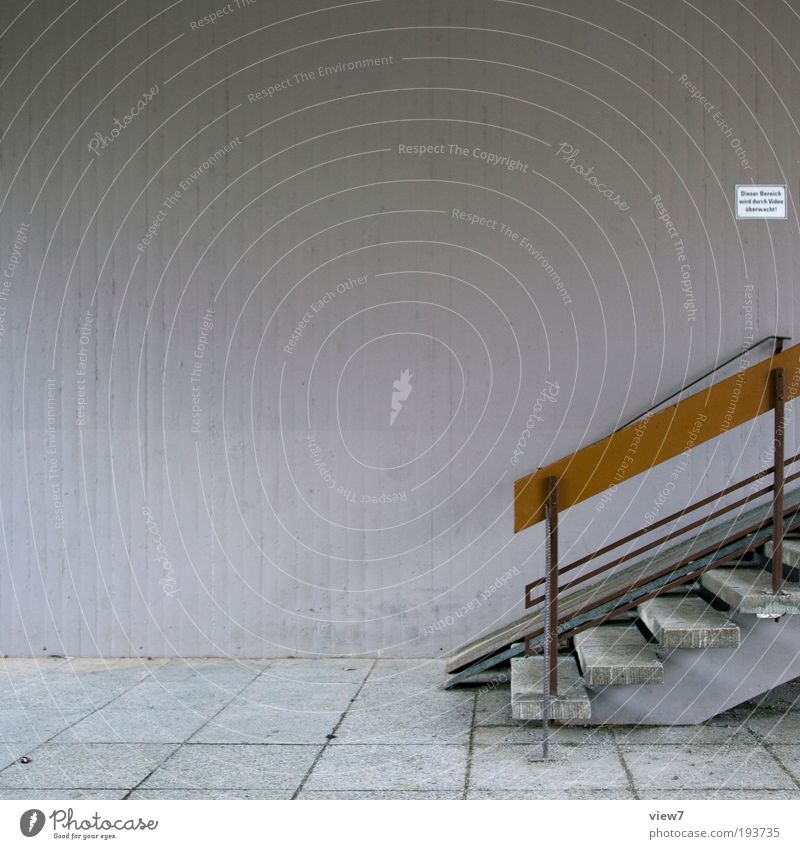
[522,357,795,709]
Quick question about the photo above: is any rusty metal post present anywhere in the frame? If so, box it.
[545,476,559,694]
[541,476,559,759]
[772,368,785,594]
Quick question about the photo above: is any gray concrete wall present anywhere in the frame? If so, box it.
[0,0,798,657]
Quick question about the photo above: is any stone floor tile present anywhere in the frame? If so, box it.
[612,724,755,746]
[52,708,211,744]
[763,744,800,785]
[467,788,636,800]
[473,724,614,747]
[637,789,800,800]
[1,742,39,771]
[474,686,514,726]
[469,744,629,792]
[368,659,448,687]
[621,744,794,791]
[129,788,295,799]
[297,790,462,799]
[192,705,340,744]
[261,659,373,685]
[0,743,177,789]
[305,744,468,791]
[139,744,321,790]
[235,680,360,712]
[109,682,236,712]
[333,695,473,744]
[0,788,129,800]
[746,713,800,744]
[0,709,91,743]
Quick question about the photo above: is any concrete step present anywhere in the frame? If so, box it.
[767,539,800,565]
[510,655,591,721]
[702,566,800,616]
[764,539,800,582]
[574,624,664,686]
[638,594,740,649]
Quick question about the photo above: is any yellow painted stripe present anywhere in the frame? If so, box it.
[514,344,800,533]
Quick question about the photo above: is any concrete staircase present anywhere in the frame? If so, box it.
[446,486,800,689]
[489,343,800,726]
[509,563,800,725]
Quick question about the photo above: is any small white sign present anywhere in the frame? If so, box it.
[736,184,787,219]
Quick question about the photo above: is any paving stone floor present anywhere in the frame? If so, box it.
[1,657,799,800]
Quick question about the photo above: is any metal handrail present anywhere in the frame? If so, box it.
[524,451,800,605]
[618,334,790,431]
[526,458,800,610]
[523,496,800,654]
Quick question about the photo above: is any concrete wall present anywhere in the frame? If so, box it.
[0,0,798,657]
